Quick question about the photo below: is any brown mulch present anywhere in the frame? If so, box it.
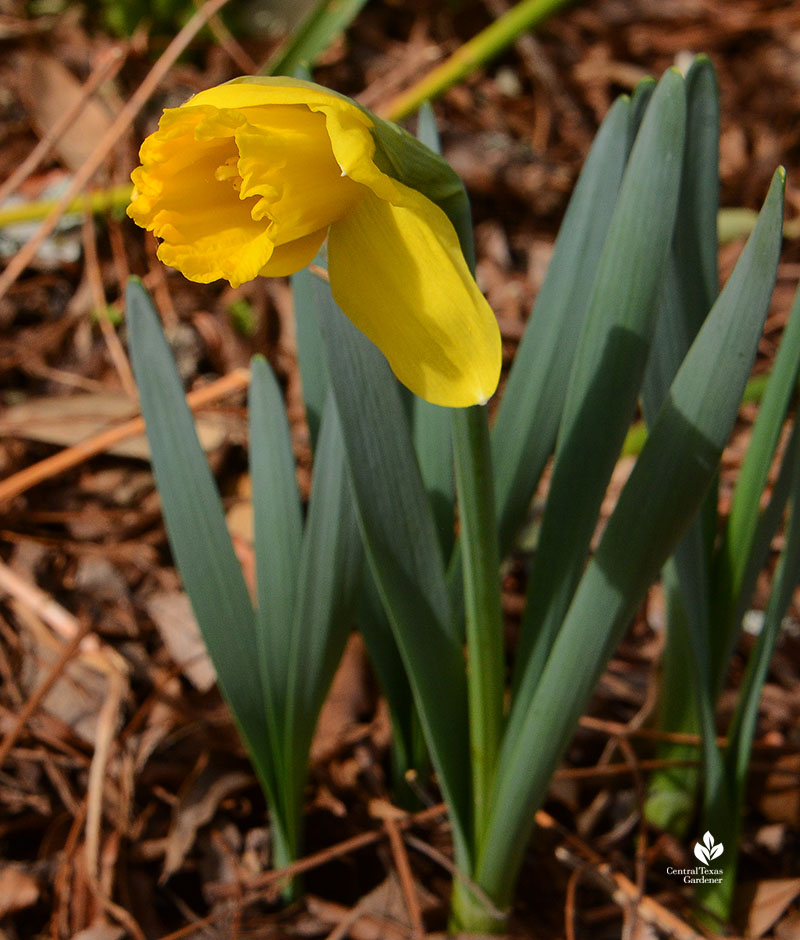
[1,0,800,938]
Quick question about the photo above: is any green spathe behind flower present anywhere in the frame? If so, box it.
[127,75,501,408]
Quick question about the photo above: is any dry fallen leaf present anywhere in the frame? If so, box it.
[311,634,372,766]
[0,392,233,460]
[162,759,252,882]
[738,878,800,938]
[67,926,126,940]
[756,753,800,825]
[0,866,39,917]
[13,52,113,173]
[13,599,111,745]
[144,591,216,693]
[775,909,800,940]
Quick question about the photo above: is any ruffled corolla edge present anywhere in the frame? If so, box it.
[130,76,501,408]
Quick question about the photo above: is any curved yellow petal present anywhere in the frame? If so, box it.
[257,228,327,277]
[186,76,372,129]
[233,105,363,242]
[185,77,397,204]
[328,186,501,407]
[127,106,276,288]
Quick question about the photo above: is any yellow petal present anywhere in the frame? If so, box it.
[328,186,501,408]
[233,105,362,242]
[186,76,372,124]
[186,77,393,203]
[127,107,275,288]
[258,228,327,277]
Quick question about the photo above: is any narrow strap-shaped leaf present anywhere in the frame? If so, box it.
[640,57,721,827]
[314,281,473,866]
[283,392,362,802]
[263,0,371,77]
[510,68,686,702]
[294,258,427,800]
[125,280,274,798]
[452,404,504,843]
[642,56,719,418]
[292,260,329,452]
[248,355,303,780]
[415,100,442,153]
[478,169,785,908]
[727,420,800,786]
[643,561,699,834]
[627,76,656,149]
[356,571,424,789]
[490,94,631,557]
[413,397,455,558]
[712,277,800,682]
[729,403,800,634]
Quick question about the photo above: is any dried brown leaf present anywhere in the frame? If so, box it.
[68,926,126,940]
[14,53,113,174]
[0,866,39,917]
[0,392,231,460]
[162,762,252,881]
[144,591,216,693]
[739,878,800,939]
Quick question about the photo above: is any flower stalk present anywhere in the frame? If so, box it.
[451,405,505,853]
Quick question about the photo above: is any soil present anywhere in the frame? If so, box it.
[0,1,799,938]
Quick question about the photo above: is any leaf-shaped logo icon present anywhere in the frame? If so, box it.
[694,842,711,866]
[693,832,723,867]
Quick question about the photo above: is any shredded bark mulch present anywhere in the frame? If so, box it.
[1,1,799,937]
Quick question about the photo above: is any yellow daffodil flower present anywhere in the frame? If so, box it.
[128,77,500,407]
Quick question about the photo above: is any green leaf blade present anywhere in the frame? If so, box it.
[126,280,275,798]
[249,355,303,716]
[510,67,687,701]
[491,93,632,557]
[283,393,362,811]
[478,167,785,907]
[313,280,473,865]
[713,279,800,675]
[264,0,371,77]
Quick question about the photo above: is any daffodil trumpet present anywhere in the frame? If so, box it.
[128,76,501,407]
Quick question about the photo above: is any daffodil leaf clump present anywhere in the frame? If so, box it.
[126,60,797,933]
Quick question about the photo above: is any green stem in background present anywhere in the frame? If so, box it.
[643,564,700,836]
[4,185,799,248]
[0,183,133,228]
[262,0,371,77]
[620,370,794,457]
[451,405,505,849]
[384,0,574,122]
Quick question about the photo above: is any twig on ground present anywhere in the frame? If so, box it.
[191,0,259,73]
[0,558,92,646]
[579,715,792,752]
[0,580,91,771]
[310,896,410,940]
[0,367,250,504]
[537,810,706,940]
[383,814,427,939]
[564,862,590,940]
[0,0,234,303]
[81,211,138,397]
[0,45,127,207]
[403,833,509,923]
[207,803,448,904]
[85,667,126,884]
